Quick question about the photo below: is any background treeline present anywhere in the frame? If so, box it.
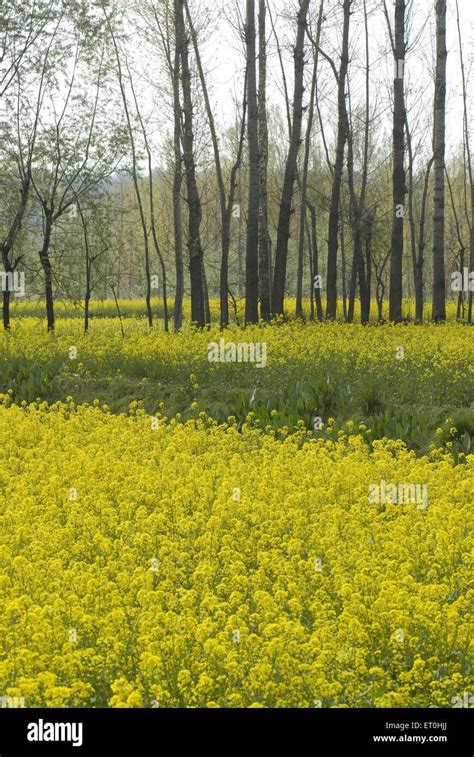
[0,0,473,331]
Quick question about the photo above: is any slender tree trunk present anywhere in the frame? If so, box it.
[416,158,433,322]
[406,118,418,322]
[1,174,30,330]
[245,0,259,324]
[340,209,349,320]
[296,0,324,320]
[359,0,371,324]
[308,218,314,321]
[107,17,153,327]
[185,0,247,329]
[2,288,11,331]
[455,0,473,323]
[127,62,169,333]
[258,0,271,322]
[469,193,474,324]
[347,114,369,323]
[272,0,311,316]
[39,216,55,332]
[388,0,406,323]
[446,167,467,320]
[325,0,351,319]
[84,279,91,333]
[177,0,206,327]
[77,200,92,333]
[347,251,356,323]
[365,209,373,319]
[172,5,184,331]
[220,104,247,328]
[308,201,323,321]
[432,0,447,322]
[202,259,210,325]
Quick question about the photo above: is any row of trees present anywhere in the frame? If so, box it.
[1,0,472,331]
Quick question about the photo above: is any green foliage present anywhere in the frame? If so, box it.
[0,358,53,404]
[361,406,431,450]
[434,410,474,462]
[214,377,341,433]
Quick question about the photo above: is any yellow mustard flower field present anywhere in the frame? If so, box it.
[0,313,472,708]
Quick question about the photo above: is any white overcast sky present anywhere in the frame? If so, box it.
[126,0,474,165]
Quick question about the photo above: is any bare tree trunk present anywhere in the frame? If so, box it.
[106,14,153,327]
[325,0,351,320]
[446,167,467,320]
[39,215,55,332]
[406,116,422,322]
[388,0,406,323]
[416,159,433,323]
[220,105,247,328]
[347,242,356,322]
[172,4,184,331]
[2,288,11,331]
[340,208,349,320]
[258,0,271,322]
[296,0,324,320]
[272,0,311,316]
[308,217,314,321]
[455,0,473,323]
[76,199,92,333]
[1,174,29,330]
[202,258,210,325]
[127,61,169,332]
[373,250,390,322]
[184,0,246,330]
[220,107,247,328]
[176,0,206,327]
[245,0,259,324]
[432,0,447,322]
[307,201,323,321]
[346,97,370,323]
[365,208,374,314]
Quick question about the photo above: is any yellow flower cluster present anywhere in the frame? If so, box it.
[1,318,472,409]
[0,401,471,708]
[11,297,462,323]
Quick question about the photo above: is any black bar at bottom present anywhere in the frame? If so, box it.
[0,707,471,755]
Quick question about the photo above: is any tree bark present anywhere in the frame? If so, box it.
[388,0,406,323]
[455,0,473,323]
[272,0,311,316]
[258,0,271,322]
[325,0,351,320]
[1,173,29,330]
[296,0,324,320]
[245,0,259,325]
[172,3,184,331]
[432,0,447,322]
[39,215,55,332]
[184,0,246,329]
[177,0,206,327]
